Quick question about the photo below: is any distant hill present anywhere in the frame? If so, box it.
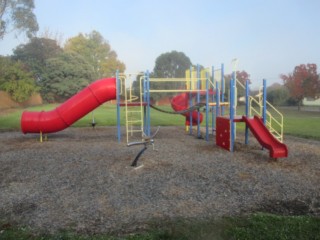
[0,91,20,109]
[0,91,42,110]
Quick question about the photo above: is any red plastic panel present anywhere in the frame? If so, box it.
[216,117,230,151]
[171,93,203,126]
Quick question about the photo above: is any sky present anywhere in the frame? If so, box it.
[1,0,320,88]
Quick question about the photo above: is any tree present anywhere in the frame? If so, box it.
[39,28,64,47]
[130,72,145,99]
[64,30,125,79]
[40,52,95,102]
[224,70,251,98]
[0,56,39,102]
[151,51,192,100]
[267,83,289,106]
[153,51,192,78]
[0,0,38,39]
[12,37,63,80]
[281,64,320,110]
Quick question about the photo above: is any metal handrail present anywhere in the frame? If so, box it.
[238,79,284,142]
[248,94,284,142]
[249,96,262,116]
[266,101,284,142]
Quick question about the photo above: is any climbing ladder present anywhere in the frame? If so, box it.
[117,73,146,144]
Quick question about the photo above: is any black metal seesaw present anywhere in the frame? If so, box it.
[127,126,160,167]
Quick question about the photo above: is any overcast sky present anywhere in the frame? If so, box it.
[1,0,319,88]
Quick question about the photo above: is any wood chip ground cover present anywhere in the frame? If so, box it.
[0,127,319,234]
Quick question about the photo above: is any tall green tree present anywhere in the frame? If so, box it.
[281,63,320,110]
[130,72,145,99]
[153,51,192,78]
[12,37,62,80]
[151,51,192,100]
[267,83,289,106]
[0,56,38,102]
[0,0,38,39]
[64,30,125,79]
[41,52,95,102]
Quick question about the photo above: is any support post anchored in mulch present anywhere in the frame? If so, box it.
[39,131,48,142]
[91,111,97,129]
[127,126,160,167]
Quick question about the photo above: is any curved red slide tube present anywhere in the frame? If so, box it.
[170,93,203,125]
[21,77,116,134]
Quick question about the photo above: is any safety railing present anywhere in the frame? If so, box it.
[265,101,284,142]
[237,80,284,142]
[249,96,262,116]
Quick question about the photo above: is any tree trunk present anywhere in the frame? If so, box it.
[298,100,302,111]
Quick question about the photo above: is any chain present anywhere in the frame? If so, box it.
[150,103,205,115]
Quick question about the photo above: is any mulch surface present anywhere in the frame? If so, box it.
[0,126,319,234]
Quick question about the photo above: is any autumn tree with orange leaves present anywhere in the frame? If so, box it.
[281,64,320,110]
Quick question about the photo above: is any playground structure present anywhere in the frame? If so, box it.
[20,62,288,159]
[115,63,288,158]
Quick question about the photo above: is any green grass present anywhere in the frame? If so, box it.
[1,214,320,239]
[226,213,320,240]
[1,104,319,140]
[280,107,320,140]
[0,108,24,130]
[0,104,186,131]
[0,104,58,131]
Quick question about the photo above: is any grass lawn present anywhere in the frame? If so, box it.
[1,104,319,140]
[280,107,320,140]
[1,213,320,240]
[0,104,188,131]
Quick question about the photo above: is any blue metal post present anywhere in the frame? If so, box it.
[189,66,193,135]
[230,78,235,152]
[146,70,151,136]
[221,63,225,116]
[143,72,147,135]
[211,66,215,131]
[232,70,236,116]
[216,81,220,117]
[116,70,121,142]
[197,64,201,138]
[245,79,250,145]
[262,79,267,125]
[205,72,209,141]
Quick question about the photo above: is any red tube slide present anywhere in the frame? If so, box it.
[171,93,203,125]
[21,77,116,134]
